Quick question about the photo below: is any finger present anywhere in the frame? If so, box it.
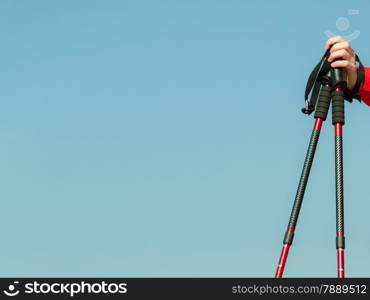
[328,49,355,63]
[325,36,345,49]
[330,60,356,71]
[330,41,354,55]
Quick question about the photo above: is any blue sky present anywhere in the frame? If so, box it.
[0,0,369,277]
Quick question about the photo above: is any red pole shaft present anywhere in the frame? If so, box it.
[275,244,290,278]
[337,247,345,278]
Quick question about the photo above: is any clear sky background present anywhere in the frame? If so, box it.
[0,0,369,277]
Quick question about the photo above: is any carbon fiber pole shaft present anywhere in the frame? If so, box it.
[332,88,345,278]
[275,85,331,278]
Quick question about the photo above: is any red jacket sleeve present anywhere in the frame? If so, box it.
[358,67,370,106]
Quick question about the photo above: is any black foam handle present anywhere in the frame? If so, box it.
[314,85,331,120]
[332,89,345,125]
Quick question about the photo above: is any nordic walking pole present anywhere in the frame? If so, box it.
[274,46,365,277]
[275,77,331,278]
[330,65,346,278]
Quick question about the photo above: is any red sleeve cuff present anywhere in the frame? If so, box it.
[358,67,370,106]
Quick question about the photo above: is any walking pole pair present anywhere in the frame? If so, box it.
[274,48,365,278]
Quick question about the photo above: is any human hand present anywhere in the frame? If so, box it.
[325,36,357,90]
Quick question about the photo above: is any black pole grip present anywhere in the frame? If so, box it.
[331,59,347,90]
[332,89,345,125]
[332,68,347,89]
[314,85,331,120]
